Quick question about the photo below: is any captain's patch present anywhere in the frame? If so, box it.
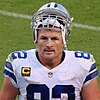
[21,67,31,76]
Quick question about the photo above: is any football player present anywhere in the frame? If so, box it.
[0,2,100,100]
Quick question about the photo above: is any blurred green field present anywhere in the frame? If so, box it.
[0,0,100,98]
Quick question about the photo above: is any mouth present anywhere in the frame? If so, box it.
[44,49,55,54]
[44,49,54,52]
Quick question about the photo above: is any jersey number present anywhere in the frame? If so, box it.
[75,51,90,59]
[26,84,75,100]
[11,50,27,59]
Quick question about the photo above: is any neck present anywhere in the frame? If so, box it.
[43,57,61,69]
[36,51,65,69]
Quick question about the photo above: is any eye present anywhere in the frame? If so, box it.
[51,37,59,40]
[40,36,47,40]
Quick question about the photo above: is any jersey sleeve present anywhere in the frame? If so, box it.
[3,50,28,88]
[3,53,18,88]
[81,53,99,86]
[83,62,99,86]
[74,51,99,86]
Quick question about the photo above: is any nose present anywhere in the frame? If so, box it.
[46,38,52,48]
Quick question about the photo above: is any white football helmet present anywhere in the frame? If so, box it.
[31,2,73,49]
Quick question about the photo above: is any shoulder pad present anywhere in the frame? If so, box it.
[74,51,95,62]
[6,50,27,63]
[74,51,96,70]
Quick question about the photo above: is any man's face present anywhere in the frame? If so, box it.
[36,28,63,61]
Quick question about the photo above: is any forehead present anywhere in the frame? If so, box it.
[38,27,62,36]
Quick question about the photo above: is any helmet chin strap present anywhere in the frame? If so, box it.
[60,25,68,50]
